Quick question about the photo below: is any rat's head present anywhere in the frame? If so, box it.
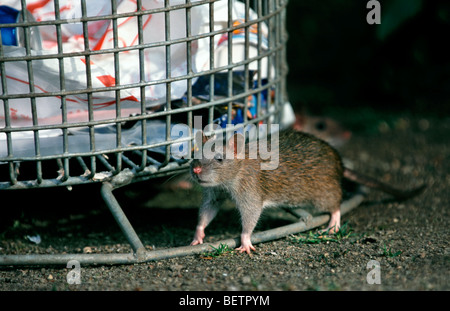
[294,113,352,148]
[190,132,245,187]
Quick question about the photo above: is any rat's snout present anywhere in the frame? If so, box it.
[193,166,202,175]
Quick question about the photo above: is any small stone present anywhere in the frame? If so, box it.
[83,246,93,254]
[242,276,251,284]
[169,264,183,273]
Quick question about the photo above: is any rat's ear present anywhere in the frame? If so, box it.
[202,132,209,144]
[293,113,306,131]
[227,133,245,158]
[199,131,216,144]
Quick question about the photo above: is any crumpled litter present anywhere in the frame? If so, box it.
[0,119,191,159]
[0,0,286,161]
[26,234,41,244]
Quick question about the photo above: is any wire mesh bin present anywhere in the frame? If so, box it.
[0,0,291,190]
[0,0,296,265]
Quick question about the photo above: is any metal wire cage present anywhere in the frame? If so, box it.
[0,0,290,192]
[0,0,294,266]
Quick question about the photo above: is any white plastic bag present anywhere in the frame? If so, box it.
[1,0,209,127]
[0,0,284,159]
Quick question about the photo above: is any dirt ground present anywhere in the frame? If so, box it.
[0,113,448,292]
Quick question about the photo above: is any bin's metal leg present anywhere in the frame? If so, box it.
[100,182,146,258]
[0,187,366,266]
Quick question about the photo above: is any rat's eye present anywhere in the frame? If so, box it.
[214,153,223,162]
[315,121,327,131]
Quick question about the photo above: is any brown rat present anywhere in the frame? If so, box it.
[293,112,352,149]
[161,112,351,192]
[159,112,352,192]
[190,129,425,254]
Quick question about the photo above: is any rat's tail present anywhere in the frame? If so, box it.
[343,168,426,200]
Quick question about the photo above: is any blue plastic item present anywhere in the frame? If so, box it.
[0,5,20,46]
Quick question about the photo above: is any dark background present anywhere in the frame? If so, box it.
[285,0,449,119]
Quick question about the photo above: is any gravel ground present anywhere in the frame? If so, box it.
[0,114,449,292]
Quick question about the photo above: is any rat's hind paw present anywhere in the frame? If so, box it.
[236,243,256,255]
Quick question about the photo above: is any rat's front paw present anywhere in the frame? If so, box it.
[190,226,205,245]
[236,235,256,255]
[190,239,203,246]
[236,244,256,255]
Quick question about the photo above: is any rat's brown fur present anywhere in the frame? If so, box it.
[190,130,344,253]
[190,129,424,254]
